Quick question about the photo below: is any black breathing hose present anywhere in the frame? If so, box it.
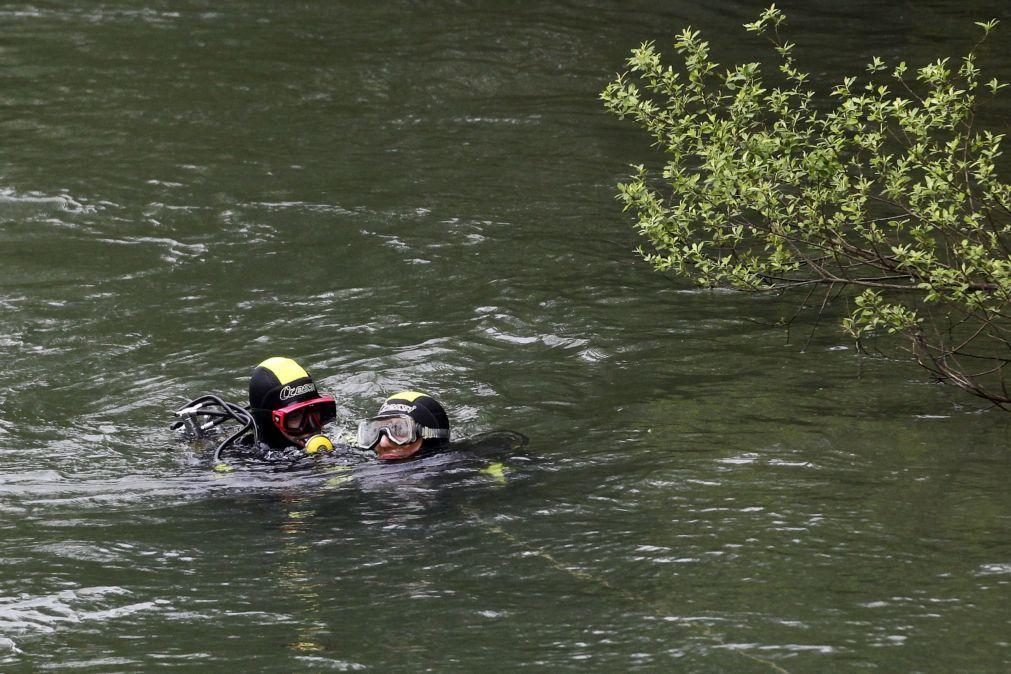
[173,394,259,463]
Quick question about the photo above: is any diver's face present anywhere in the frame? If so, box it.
[375,434,422,461]
[279,411,312,448]
[277,409,323,448]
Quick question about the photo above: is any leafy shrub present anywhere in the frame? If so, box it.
[602,5,1011,407]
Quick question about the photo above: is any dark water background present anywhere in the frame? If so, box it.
[1,1,1009,671]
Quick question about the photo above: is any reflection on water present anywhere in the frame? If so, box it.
[1,0,1010,671]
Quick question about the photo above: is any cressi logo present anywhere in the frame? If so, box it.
[280,383,316,400]
[379,403,415,415]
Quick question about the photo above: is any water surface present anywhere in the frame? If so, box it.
[1,1,1010,671]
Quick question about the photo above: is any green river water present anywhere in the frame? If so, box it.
[1,1,1009,671]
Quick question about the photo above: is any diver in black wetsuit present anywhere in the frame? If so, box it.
[356,391,451,461]
[350,390,531,495]
[173,356,341,464]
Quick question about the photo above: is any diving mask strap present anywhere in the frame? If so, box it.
[418,427,450,441]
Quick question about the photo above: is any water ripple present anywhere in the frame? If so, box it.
[0,587,165,637]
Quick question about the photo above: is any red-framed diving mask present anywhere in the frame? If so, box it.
[271,396,337,438]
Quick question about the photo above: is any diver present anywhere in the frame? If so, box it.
[351,389,531,494]
[172,356,340,464]
[356,391,451,461]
